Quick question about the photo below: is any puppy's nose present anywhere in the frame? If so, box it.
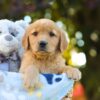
[39,41,47,48]
[5,35,13,41]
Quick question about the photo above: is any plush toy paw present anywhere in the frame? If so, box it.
[66,68,81,81]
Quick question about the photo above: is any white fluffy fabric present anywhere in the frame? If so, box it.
[0,70,74,100]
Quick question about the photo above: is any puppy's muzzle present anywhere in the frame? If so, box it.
[39,41,48,51]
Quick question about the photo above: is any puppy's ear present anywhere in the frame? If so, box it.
[22,32,30,50]
[60,29,69,52]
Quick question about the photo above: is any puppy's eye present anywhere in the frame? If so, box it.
[32,32,38,36]
[49,32,55,37]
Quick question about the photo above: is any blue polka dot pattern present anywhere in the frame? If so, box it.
[42,74,53,84]
[55,77,62,82]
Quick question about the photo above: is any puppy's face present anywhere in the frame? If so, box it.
[29,22,60,54]
[23,19,69,56]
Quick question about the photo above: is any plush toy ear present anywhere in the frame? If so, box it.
[60,29,70,52]
[22,32,30,50]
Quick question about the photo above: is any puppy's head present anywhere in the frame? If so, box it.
[23,19,69,57]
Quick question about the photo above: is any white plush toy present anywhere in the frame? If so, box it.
[0,19,25,72]
[15,19,29,58]
[15,19,29,30]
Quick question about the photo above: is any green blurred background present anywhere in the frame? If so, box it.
[0,0,100,100]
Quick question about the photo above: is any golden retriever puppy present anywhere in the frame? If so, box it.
[20,19,81,89]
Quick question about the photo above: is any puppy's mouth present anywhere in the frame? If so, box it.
[38,48,48,53]
[34,49,52,60]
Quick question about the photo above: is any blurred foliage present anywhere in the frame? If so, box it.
[0,0,100,99]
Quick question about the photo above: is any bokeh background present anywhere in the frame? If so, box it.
[0,0,100,100]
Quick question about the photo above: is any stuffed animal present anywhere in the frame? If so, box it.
[0,19,25,72]
[15,19,29,30]
[15,19,29,58]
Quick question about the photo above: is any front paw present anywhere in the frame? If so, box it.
[23,74,41,90]
[66,68,81,81]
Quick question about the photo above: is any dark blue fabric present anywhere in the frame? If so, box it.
[42,74,53,84]
[55,78,62,82]
[42,74,62,84]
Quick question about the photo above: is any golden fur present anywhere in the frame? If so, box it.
[20,19,81,89]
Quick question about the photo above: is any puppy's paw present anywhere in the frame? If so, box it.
[66,68,81,81]
[23,73,41,90]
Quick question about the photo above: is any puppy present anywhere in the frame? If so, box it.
[20,19,81,89]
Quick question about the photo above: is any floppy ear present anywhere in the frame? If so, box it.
[60,29,70,52]
[22,32,30,50]
[22,23,34,50]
